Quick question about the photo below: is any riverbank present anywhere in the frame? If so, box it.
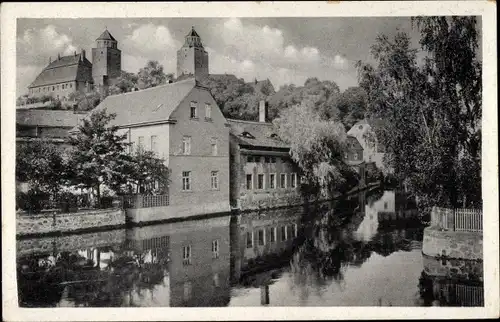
[16,208,125,237]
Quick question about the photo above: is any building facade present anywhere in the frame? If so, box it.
[90,78,230,222]
[28,51,93,100]
[347,119,387,170]
[176,27,209,81]
[228,101,302,210]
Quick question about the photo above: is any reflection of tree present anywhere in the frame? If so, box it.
[17,245,170,307]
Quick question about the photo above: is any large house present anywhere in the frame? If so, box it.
[90,77,230,222]
[228,101,301,210]
[27,29,121,100]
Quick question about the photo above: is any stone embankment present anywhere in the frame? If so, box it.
[17,208,125,236]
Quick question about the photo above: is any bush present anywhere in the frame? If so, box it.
[16,190,51,214]
[57,191,78,213]
[366,166,383,183]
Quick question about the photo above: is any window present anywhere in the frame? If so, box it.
[213,273,220,287]
[246,174,253,190]
[138,136,144,150]
[205,103,212,119]
[190,101,197,118]
[281,226,287,241]
[270,227,277,243]
[291,173,297,188]
[270,156,276,163]
[247,155,253,163]
[269,173,276,189]
[182,136,191,155]
[182,171,191,191]
[354,153,358,160]
[344,152,348,159]
[280,174,287,189]
[211,138,218,156]
[258,229,266,246]
[264,156,270,163]
[246,231,253,248]
[257,174,265,189]
[241,131,255,139]
[211,171,219,190]
[359,125,363,130]
[384,202,388,210]
[292,224,298,238]
[52,86,55,91]
[182,245,192,265]
[70,83,72,88]
[212,239,219,259]
[150,135,158,154]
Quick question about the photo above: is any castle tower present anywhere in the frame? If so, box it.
[92,29,121,91]
[176,27,209,81]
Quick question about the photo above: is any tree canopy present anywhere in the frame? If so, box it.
[137,60,173,90]
[357,16,482,209]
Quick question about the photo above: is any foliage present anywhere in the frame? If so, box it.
[16,190,51,213]
[68,90,105,111]
[137,60,173,90]
[273,102,353,198]
[336,87,368,129]
[125,148,170,195]
[65,109,131,204]
[268,77,341,121]
[108,71,139,95]
[356,16,482,208]
[16,140,65,196]
[366,165,383,184]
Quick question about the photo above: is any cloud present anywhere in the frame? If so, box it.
[332,54,349,70]
[17,25,78,66]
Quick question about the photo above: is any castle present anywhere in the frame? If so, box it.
[27,27,214,100]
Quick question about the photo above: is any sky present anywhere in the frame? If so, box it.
[16,17,425,96]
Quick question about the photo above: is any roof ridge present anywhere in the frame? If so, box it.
[104,78,196,99]
[227,118,274,125]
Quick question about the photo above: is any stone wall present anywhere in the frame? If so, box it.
[126,202,230,224]
[17,229,126,257]
[423,254,483,281]
[17,208,125,236]
[422,226,483,260]
[239,190,305,211]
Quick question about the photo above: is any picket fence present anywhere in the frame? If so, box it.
[431,206,482,232]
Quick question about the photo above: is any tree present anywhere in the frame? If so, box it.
[273,102,356,198]
[108,71,139,95]
[126,149,170,194]
[65,109,130,205]
[68,90,105,111]
[357,16,482,209]
[16,140,65,196]
[336,87,368,129]
[137,60,172,90]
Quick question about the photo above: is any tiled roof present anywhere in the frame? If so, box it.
[16,109,82,128]
[29,54,93,88]
[228,119,290,149]
[246,79,275,94]
[90,78,197,127]
[97,29,116,41]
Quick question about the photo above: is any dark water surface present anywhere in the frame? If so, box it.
[17,189,483,307]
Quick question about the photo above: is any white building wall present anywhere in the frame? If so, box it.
[118,124,170,166]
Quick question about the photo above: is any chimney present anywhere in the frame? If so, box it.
[81,49,86,61]
[49,56,51,64]
[259,100,267,123]
[57,53,61,60]
[74,51,77,56]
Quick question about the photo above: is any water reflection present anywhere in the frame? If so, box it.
[17,189,483,307]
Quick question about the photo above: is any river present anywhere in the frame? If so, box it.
[16,189,484,307]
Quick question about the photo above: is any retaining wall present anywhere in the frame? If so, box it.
[422,226,483,260]
[17,208,125,236]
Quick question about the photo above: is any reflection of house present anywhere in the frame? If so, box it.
[347,119,387,170]
[230,209,302,281]
[89,77,231,221]
[228,101,301,210]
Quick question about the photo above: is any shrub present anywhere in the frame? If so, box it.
[16,190,51,214]
[57,191,78,213]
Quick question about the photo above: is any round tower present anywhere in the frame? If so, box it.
[92,29,122,90]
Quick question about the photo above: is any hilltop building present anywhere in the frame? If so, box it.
[27,29,122,100]
[176,27,209,82]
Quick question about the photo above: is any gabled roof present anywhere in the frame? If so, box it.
[97,29,116,41]
[246,79,275,94]
[29,54,93,88]
[346,135,363,150]
[90,78,197,127]
[228,119,290,149]
[16,109,82,128]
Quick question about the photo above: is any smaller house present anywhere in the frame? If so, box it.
[347,119,388,170]
[228,101,301,210]
[16,109,82,151]
[344,135,366,185]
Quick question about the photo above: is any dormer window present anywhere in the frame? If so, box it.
[269,133,279,139]
[241,131,255,139]
[359,125,363,130]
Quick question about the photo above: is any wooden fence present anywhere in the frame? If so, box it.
[436,283,484,306]
[122,194,169,209]
[431,206,482,232]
